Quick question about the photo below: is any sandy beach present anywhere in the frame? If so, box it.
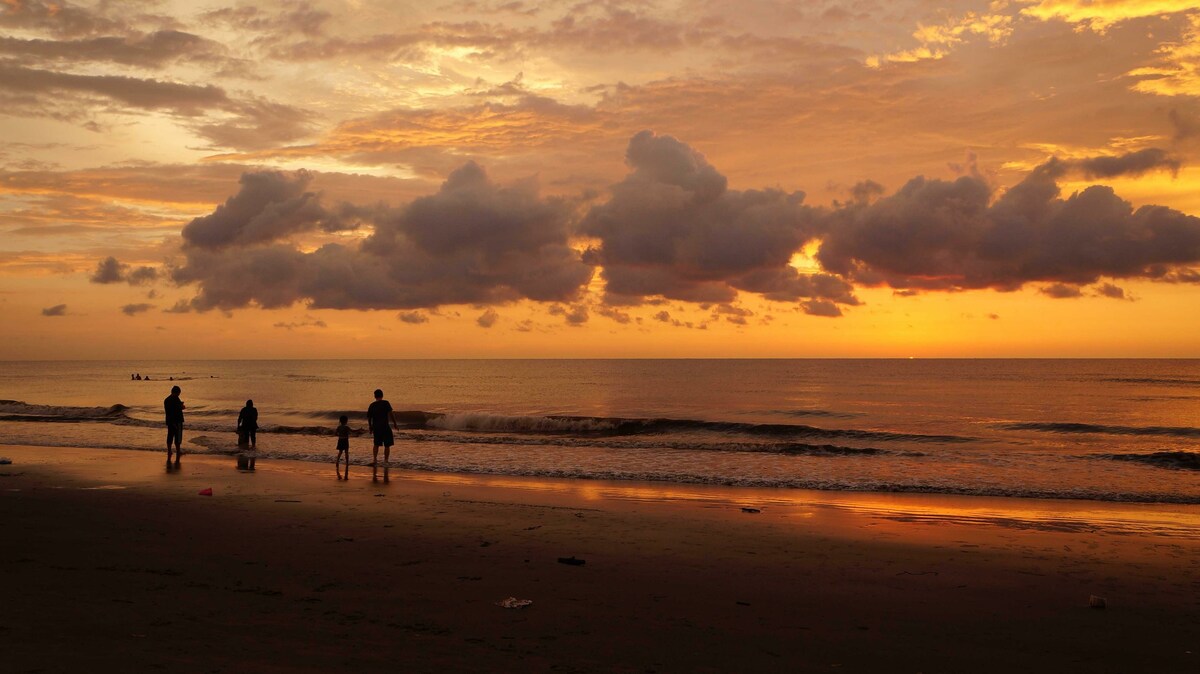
[2,445,1198,673]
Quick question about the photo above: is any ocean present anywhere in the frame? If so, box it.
[0,359,1197,504]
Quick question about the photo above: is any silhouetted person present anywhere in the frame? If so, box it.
[335,414,351,480]
[136,373,142,381]
[238,399,258,449]
[164,385,184,465]
[368,389,398,478]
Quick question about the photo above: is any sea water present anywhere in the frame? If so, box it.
[0,359,1196,503]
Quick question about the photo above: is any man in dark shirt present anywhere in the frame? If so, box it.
[164,385,185,466]
[237,399,258,448]
[367,388,399,469]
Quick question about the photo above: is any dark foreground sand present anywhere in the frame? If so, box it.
[1,445,1198,673]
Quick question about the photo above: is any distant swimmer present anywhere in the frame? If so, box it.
[335,414,351,480]
[164,385,185,466]
[367,389,399,478]
[237,399,258,449]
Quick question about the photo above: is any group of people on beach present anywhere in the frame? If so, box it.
[163,386,400,480]
[334,389,401,479]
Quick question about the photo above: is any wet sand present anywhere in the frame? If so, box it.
[1,444,1198,673]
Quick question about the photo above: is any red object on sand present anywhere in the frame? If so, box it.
[198,487,213,496]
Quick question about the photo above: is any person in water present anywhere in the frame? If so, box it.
[164,385,184,465]
[335,415,351,480]
[237,399,258,448]
[367,389,399,469]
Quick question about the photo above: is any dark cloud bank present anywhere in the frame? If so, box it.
[97,133,1200,321]
[817,149,1196,293]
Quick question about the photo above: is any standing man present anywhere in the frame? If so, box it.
[164,385,185,466]
[237,399,258,448]
[367,388,399,470]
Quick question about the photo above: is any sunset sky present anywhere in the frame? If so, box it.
[2,0,1199,358]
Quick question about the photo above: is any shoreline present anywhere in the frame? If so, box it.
[4,435,1199,507]
[3,445,1199,672]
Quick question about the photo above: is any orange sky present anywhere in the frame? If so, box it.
[2,0,1200,358]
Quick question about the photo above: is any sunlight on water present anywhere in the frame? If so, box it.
[0,359,1197,503]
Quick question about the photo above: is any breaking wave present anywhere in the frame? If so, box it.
[0,399,972,445]
[1102,377,1200,387]
[1098,451,1200,471]
[1001,421,1200,438]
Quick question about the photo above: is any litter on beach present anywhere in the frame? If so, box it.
[496,597,533,609]
[0,458,11,465]
[198,487,213,496]
[557,556,586,566]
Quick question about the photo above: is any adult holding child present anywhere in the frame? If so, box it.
[367,389,399,472]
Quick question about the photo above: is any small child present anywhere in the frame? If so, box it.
[335,415,351,480]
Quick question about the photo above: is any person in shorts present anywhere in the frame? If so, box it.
[164,385,185,466]
[335,414,351,480]
[367,389,398,469]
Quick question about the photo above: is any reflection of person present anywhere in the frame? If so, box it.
[335,415,351,480]
[367,389,398,469]
[164,385,185,465]
[237,400,258,448]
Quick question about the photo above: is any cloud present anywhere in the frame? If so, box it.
[41,303,67,316]
[1128,13,1200,97]
[476,308,499,328]
[800,299,843,318]
[201,3,333,39]
[1095,283,1130,300]
[398,311,429,324]
[273,319,327,329]
[1169,104,1200,140]
[0,31,230,69]
[172,162,593,312]
[1061,148,1180,179]
[0,0,126,38]
[713,303,754,324]
[1021,1,1200,31]
[217,93,617,180]
[154,132,1200,322]
[595,306,631,323]
[180,170,350,250]
[213,2,855,70]
[121,303,155,315]
[0,63,230,114]
[89,256,160,286]
[90,256,125,284]
[815,154,1200,292]
[580,131,858,309]
[0,64,314,149]
[1041,283,1083,299]
[548,303,589,325]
